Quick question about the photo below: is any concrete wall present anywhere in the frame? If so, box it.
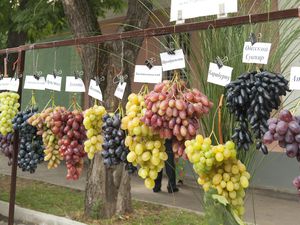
[21,35,82,110]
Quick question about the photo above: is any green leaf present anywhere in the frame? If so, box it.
[212,194,229,206]
[230,208,245,225]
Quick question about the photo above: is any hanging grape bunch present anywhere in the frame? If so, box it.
[226,70,290,154]
[0,92,20,135]
[293,176,300,195]
[83,105,106,159]
[142,76,213,158]
[52,108,87,180]
[28,107,63,169]
[185,135,251,217]
[262,110,300,194]
[122,89,167,189]
[0,133,14,165]
[12,107,44,173]
[263,110,300,159]
[102,113,137,173]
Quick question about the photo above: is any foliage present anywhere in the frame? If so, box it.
[88,0,126,18]
[0,0,126,48]
[203,189,241,225]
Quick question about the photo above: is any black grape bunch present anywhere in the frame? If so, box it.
[12,106,44,173]
[101,113,137,174]
[225,70,290,154]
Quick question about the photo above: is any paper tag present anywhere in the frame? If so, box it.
[65,76,85,92]
[88,79,103,101]
[170,0,238,22]
[45,74,62,91]
[290,67,300,90]
[217,3,227,18]
[114,82,127,100]
[160,49,186,72]
[207,63,233,86]
[0,78,20,92]
[24,75,46,90]
[134,65,163,84]
[242,42,272,64]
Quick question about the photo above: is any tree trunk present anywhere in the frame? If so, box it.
[61,0,153,219]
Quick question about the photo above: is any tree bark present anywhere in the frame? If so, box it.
[61,0,153,219]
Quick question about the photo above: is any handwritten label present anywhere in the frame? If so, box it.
[242,42,272,64]
[88,79,103,101]
[290,67,300,90]
[114,82,127,100]
[0,78,20,92]
[207,63,233,86]
[45,74,62,91]
[170,0,238,21]
[160,49,185,72]
[24,75,46,90]
[134,65,163,84]
[65,76,85,92]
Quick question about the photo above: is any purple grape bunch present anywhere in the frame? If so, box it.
[263,110,300,160]
[0,133,14,165]
[263,110,300,194]
[226,70,290,154]
[101,113,137,174]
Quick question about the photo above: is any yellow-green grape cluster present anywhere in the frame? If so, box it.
[185,135,250,217]
[0,92,20,135]
[28,107,63,169]
[122,93,167,189]
[83,105,106,159]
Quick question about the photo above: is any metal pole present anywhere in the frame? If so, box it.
[8,50,25,225]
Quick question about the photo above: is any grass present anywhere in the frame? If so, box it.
[0,175,203,225]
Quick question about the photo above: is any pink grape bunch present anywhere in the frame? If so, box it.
[142,79,213,158]
[263,110,300,160]
[293,176,300,195]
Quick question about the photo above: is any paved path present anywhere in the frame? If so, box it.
[0,155,299,225]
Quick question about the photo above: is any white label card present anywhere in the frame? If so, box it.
[134,65,163,84]
[114,82,127,100]
[88,79,103,101]
[207,63,233,86]
[160,49,186,72]
[24,75,46,90]
[0,78,19,92]
[290,67,300,90]
[170,0,238,22]
[45,74,62,91]
[65,76,85,92]
[242,42,272,65]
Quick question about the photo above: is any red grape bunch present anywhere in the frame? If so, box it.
[263,110,300,160]
[142,79,213,158]
[51,108,86,180]
[226,70,290,154]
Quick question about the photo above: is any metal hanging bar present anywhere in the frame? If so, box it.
[0,8,299,55]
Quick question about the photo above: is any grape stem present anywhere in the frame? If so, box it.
[218,94,224,144]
